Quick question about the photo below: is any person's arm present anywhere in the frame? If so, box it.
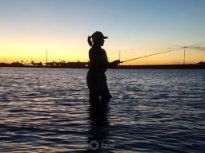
[89,49,108,71]
[101,49,121,67]
[96,49,109,68]
[109,60,121,67]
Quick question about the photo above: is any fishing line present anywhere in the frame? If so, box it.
[120,44,203,63]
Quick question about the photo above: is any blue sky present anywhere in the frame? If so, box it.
[0,0,205,64]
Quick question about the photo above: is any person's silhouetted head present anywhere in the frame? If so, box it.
[88,31,108,47]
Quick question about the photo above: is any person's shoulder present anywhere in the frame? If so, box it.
[101,48,105,50]
[89,47,97,55]
[89,47,94,52]
[101,48,106,52]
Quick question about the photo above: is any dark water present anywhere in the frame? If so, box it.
[0,68,205,153]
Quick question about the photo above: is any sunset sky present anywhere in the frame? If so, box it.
[0,0,205,65]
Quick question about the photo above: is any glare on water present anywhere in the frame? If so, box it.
[0,68,205,153]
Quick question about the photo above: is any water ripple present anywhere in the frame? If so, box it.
[0,68,205,152]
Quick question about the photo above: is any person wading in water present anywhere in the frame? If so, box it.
[87,31,120,102]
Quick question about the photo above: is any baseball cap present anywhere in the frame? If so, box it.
[91,31,108,41]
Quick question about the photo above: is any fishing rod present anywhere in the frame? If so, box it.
[120,44,201,63]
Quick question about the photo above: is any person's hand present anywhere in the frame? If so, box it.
[112,60,121,64]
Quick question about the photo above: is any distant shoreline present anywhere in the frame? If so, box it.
[1,64,205,69]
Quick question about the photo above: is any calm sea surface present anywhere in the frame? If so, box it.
[0,68,205,153]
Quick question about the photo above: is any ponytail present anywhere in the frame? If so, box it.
[87,36,93,47]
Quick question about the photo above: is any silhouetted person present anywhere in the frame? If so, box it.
[87,31,120,102]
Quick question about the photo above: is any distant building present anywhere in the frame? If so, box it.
[0,62,10,67]
[67,62,88,67]
[33,62,43,67]
[197,61,205,65]
[10,62,24,67]
[46,61,88,68]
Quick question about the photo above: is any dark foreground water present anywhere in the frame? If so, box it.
[0,68,205,153]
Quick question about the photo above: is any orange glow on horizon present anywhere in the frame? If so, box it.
[1,39,205,65]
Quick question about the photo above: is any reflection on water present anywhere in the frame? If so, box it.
[86,100,111,153]
[0,68,205,153]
